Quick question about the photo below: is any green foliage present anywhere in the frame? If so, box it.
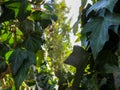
[45,1,74,90]
[68,0,120,89]
[36,63,58,90]
[1,0,120,90]
[0,0,58,89]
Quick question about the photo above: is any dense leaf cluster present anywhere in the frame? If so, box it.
[65,0,120,90]
[0,0,57,89]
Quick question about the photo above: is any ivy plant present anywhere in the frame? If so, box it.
[65,0,120,90]
[0,0,57,89]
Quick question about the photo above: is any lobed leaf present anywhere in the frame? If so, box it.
[82,13,120,59]
[9,49,36,89]
[86,0,118,16]
[23,33,44,52]
[9,48,27,75]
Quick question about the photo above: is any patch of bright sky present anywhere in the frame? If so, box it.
[65,0,81,46]
[64,0,92,46]
[65,0,81,26]
[46,0,92,46]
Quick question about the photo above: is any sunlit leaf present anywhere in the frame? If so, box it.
[5,50,13,61]
[36,50,44,67]
[6,2,20,17]
[30,11,42,21]
[44,3,54,11]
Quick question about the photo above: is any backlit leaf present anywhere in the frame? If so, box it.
[44,3,54,11]
[82,13,120,59]
[6,2,20,17]
[86,0,118,16]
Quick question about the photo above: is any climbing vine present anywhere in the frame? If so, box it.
[65,0,120,90]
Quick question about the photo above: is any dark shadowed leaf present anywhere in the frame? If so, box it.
[64,46,89,68]
[9,48,27,75]
[0,43,9,56]
[13,50,36,89]
[6,1,20,17]
[19,19,34,34]
[104,64,118,73]
[109,25,119,34]
[0,61,8,74]
[96,51,118,72]
[23,33,43,52]
[39,20,52,29]
[0,4,15,23]
[65,46,90,90]
[17,1,31,21]
[31,11,52,29]
[13,64,29,89]
[51,14,58,21]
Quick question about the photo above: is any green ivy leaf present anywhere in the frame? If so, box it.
[6,1,20,17]
[86,0,118,16]
[19,19,34,34]
[13,63,29,89]
[30,11,42,21]
[17,1,31,21]
[39,20,52,29]
[44,3,54,12]
[31,11,56,28]
[82,13,120,59]
[23,33,44,52]
[10,49,36,89]
[9,48,27,75]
